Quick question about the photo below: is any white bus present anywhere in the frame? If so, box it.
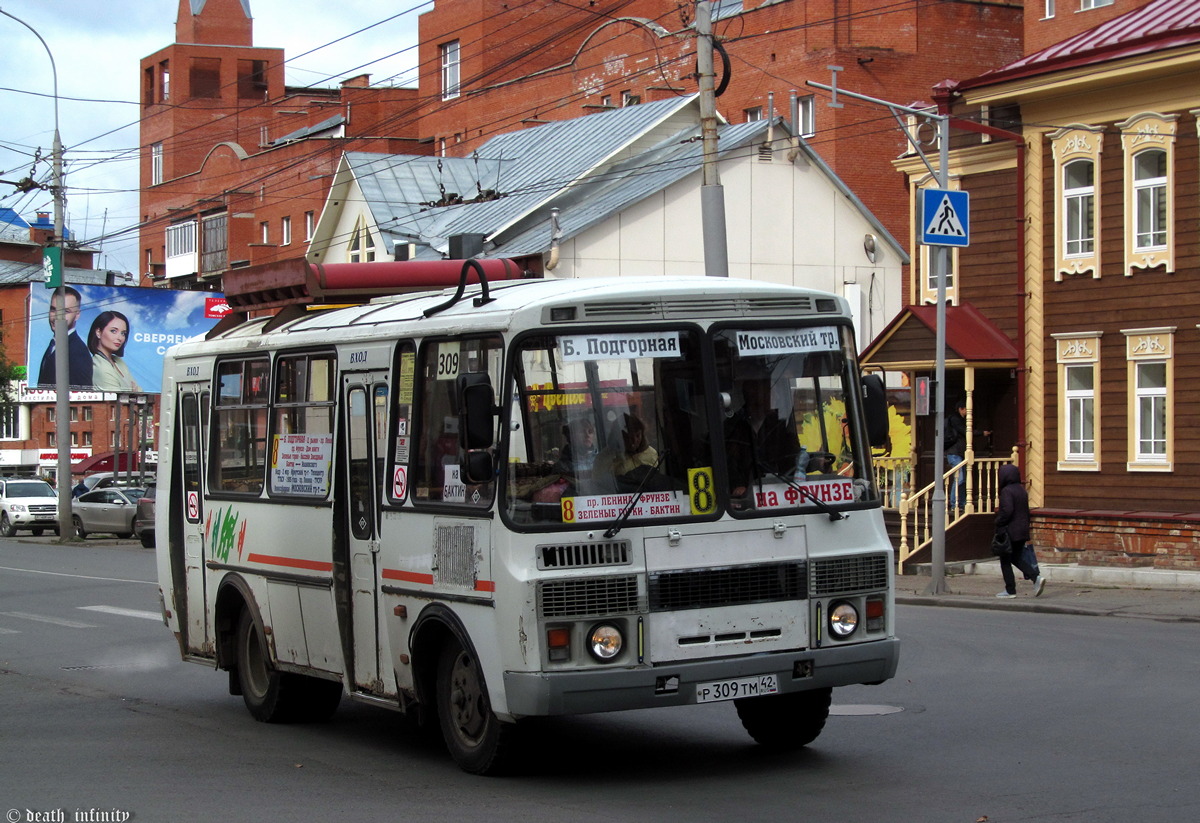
[155,271,899,774]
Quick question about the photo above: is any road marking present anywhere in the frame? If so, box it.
[79,605,162,621]
[0,627,18,634]
[0,611,99,629]
[0,565,154,585]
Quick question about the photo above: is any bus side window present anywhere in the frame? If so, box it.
[412,336,500,506]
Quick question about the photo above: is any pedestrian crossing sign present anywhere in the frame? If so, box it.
[921,188,970,247]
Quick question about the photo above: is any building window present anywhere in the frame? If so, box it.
[83,431,93,447]
[744,106,763,122]
[305,211,315,241]
[0,405,19,440]
[621,91,641,107]
[1044,0,1055,17]
[200,212,228,274]
[47,408,55,423]
[281,216,292,246]
[1081,0,1113,9]
[348,216,375,263]
[190,56,221,99]
[1124,328,1173,471]
[1050,124,1104,280]
[1056,333,1101,471]
[160,61,170,102]
[151,143,164,185]
[166,221,196,259]
[237,59,268,100]
[47,432,56,448]
[1063,159,1094,257]
[83,406,93,422]
[600,95,612,108]
[441,40,460,101]
[1119,113,1176,274]
[1132,149,1167,250]
[797,95,815,137]
[70,407,78,423]
[260,221,270,244]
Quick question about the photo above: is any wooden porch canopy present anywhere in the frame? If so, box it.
[860,301,1018,370]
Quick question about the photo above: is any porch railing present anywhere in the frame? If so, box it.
[873,448,1019,574]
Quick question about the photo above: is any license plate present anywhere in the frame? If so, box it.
[695,674,779,704]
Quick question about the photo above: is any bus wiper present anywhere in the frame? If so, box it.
[759,464,846,522]
[604,451,669,539]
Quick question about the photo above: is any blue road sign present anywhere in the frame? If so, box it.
[921,189,970,247]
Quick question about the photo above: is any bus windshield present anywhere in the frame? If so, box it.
[715,324,874,514]
[505,328,713,527]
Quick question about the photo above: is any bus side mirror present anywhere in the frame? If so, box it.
[458,373,496,483]
[861,373,889,448]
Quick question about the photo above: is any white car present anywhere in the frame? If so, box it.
[0,478,59,536]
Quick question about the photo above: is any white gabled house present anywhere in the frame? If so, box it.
[309,94,906,347]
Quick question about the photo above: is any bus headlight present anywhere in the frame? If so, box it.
[828,601,859,639]
[587,623,623,661]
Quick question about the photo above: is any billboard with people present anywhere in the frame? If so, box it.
[27,284,230,394]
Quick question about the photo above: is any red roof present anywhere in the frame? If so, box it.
[861,301,1018,365]
[960,0,1200,91]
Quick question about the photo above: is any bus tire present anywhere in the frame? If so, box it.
[435,639,513,775]
[735,687,832,751]
[236,608,299,723]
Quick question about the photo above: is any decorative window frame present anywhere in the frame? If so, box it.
[348,215,376,263]
[1119,112,1177,275]
[915,176,960,305]
[1050,124,1104,280]
[1123,327,1174,472]
[1054,332,1102,471]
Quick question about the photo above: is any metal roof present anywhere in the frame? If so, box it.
[0,260,114,287]
[961,0,1200,90]
[340,94,904,266]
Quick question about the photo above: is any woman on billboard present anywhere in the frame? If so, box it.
[88,310,141,392]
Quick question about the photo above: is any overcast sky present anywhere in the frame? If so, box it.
[0,0,427,274]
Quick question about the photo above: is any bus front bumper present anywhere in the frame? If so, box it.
[502,637,899,717]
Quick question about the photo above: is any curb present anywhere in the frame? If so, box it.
[896,594,1200,623]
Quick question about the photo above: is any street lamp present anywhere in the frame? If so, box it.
[1,10,73,540]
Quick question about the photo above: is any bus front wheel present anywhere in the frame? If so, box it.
[735,687,832,751]
[435,639,513,774]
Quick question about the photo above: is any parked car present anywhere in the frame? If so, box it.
[134,483,156,548]
[73,487,148,540]
[0,477,59,537]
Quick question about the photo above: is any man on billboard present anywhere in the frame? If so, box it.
[36,286,93,388]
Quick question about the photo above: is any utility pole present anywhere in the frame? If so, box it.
[1,10,73,539]
[807,74,954,594]
[696,1,728,277]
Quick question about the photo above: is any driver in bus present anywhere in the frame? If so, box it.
[725,375,800,504]
[593,413,659,492]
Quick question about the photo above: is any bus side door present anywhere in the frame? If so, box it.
[176,385,210,655]
[343,372,391,695]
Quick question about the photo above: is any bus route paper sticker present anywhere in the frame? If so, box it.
[270,433,334,496]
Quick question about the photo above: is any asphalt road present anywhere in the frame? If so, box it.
[2,538,1198,823]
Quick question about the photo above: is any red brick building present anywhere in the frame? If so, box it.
[138,0,422,288]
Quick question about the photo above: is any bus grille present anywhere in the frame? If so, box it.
[810,554,889,596]
[648,562,807,612]
[538,540,630,570]
[538,575,640,618]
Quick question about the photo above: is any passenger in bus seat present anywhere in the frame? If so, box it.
[557,419,598,472]
[592,413,659,493]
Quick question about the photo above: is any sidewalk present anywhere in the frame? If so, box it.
[897,561,1200,623]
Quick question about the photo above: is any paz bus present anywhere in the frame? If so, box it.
[155,268,899,774]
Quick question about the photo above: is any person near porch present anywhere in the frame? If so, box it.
[994,463,1045,599]
[944,398,990,513]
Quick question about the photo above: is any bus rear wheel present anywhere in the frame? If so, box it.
[735,687,832,751]
[235,609,341,723]
[435,639,513,774]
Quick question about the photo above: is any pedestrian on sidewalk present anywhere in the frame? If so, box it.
[995,463,1044,599]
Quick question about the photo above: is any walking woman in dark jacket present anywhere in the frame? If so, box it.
[994,463,1045,598]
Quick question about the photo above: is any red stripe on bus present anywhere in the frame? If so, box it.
[247,553,334,573]
[382,569,435,585]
